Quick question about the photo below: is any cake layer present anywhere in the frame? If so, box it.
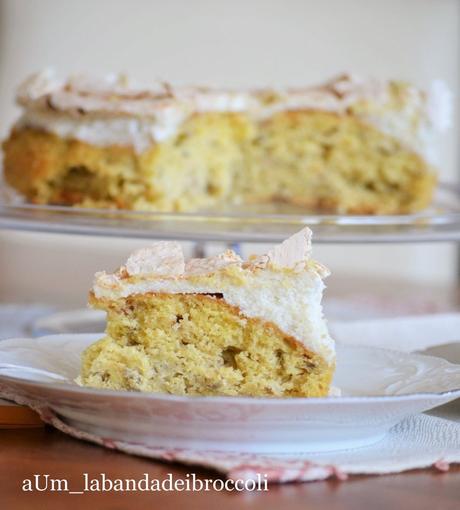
[81,228,335,397]
[81,293,334,397]
[3,112,436,213]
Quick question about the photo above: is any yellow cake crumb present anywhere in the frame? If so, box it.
[80,293,334,397]
[3,109,435,214]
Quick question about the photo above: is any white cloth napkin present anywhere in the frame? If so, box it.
[330,313,460,353]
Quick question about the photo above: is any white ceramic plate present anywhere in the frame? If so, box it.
[0,334,459,454]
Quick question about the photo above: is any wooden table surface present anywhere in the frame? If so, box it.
[1,426,459,510]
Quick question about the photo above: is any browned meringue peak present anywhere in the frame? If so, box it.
[17,70,170,103]
[122,242,243,280]
[16,70,188,119]
[63,73,165,98]
[320,73,387,101]
[97,228,318,287]
[247,227,313,271]
[265,227,312,268]
[124,242,185,277]
[115,227,317,282]
[15,70,402,120]
[185,250,243,276]
[16,70,62,103]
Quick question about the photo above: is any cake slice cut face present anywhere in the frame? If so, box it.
[80,228,335,397]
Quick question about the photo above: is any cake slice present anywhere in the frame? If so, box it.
[80,228,335,397]
[3,71,450,214]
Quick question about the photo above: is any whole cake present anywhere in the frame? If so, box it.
[79,228,335,397]
[3,71,450,214]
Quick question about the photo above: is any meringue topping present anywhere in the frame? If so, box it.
[14,70,451,162]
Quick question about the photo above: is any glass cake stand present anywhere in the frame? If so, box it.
[1,180,460,335]
[1,182,460,243]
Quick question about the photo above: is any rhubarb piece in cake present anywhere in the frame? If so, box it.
[79,228,335,397]
[3,71,450,214]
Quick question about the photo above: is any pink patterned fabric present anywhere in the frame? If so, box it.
[0,383,455,484]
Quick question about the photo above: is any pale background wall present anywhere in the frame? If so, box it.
[0,0,459,307]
